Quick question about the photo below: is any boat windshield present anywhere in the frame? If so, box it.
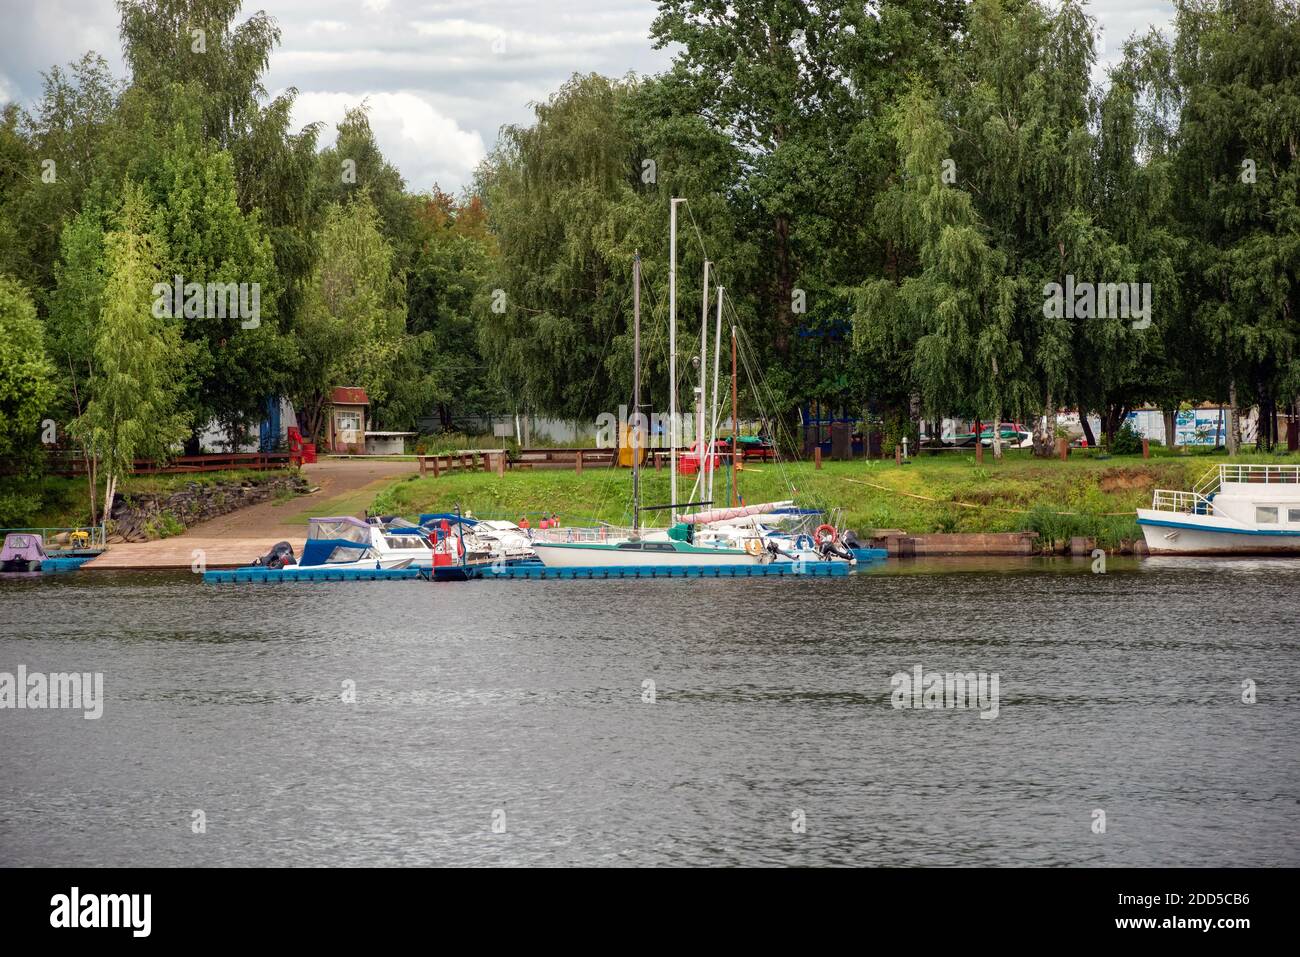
[308,518,370,544]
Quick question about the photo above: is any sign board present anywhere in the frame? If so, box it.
[493,421,514,438]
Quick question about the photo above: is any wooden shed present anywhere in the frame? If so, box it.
[328,387,370,454]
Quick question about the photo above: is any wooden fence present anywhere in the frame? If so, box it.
[35,452,296,477]
[418,447,617,478]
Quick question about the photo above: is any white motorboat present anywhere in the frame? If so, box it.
[1137,464,1300,554]
[302,516,469,570]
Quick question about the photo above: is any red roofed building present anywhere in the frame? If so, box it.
[327,387,370,454]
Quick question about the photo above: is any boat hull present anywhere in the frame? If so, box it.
[532,542,762,567]
[1138,510,1300,555]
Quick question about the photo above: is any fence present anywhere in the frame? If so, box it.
[36,452,296,477]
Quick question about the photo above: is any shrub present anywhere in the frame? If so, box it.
[1110,421,1144,455]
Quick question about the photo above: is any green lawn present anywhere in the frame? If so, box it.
[369,447,1300,548]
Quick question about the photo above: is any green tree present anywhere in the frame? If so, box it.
[143,119,287,449]
[0,276,57,474]
[71,189,189,522]
[290,193,406,442]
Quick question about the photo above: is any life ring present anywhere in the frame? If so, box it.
[814,524,838,546]
[794,534,813,551]
[744,538,764,556]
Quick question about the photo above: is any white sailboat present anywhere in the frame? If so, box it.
[535,203,766,569]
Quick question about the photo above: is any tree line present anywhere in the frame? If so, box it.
[0,0,1297,526]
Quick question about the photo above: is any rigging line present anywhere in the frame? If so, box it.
[732,319,802,495]
[581,261,666,528]
[592,262,673,530]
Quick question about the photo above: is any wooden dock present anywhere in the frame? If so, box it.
[85,537,297,570]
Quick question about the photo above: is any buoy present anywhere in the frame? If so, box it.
[814,524,838,546]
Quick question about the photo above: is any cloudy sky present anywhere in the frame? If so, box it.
[0,0,1176,194]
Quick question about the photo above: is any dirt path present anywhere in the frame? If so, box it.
[86,458,417,569]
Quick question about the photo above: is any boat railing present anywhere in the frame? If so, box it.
[1207,463,1300,487]
[1151,489,1215,514]
[530,525,636,544]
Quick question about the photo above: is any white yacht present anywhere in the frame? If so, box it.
[1138,464,1300,554]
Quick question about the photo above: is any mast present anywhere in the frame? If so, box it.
[695,260,710,510]
[632,251,641,533]
[731,324,739,508]
[708,286,724,504]
[669,197,683,522]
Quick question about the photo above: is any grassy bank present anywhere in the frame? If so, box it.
[370,448,1300,549]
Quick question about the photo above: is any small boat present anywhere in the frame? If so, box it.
[300,516,471,570]
[1,533,47,572]
[0,533,95,573]
[1138,463,1300,554]
[417,514,537,564]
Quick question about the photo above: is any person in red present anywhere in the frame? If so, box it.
[519,516,530,530]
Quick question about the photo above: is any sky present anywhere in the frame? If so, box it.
[0,0,1176,194]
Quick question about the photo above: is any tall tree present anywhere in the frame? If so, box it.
[0,276,57,474]
[289,193,406,443]
[71,188,189,520]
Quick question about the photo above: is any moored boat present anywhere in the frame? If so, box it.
[1138,463,1300,554]
[532,538,762,567]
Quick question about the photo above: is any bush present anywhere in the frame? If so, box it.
[1110,421,1144,455]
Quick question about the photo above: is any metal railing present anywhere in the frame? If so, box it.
[1211,464,1300,486]
[530,525,636,544]
[0,525,107,550]
[1150,490,1215,514]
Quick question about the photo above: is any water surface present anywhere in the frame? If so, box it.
[1,557,1295,866]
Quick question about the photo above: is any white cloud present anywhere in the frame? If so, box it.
[0,0,1179,192]
[291,90,487,194]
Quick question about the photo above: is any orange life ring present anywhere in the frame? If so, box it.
[814,524,838,546]
[744,538,764,556]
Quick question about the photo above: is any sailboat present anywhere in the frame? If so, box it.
[533,203,768,569]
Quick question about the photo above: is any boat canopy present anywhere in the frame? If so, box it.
[1,533,47,563]
[419,513,479,528]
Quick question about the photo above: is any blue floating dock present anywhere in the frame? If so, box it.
[40,555,97,572]
[204,566,428,583]
[471,561,853,580]
[205,553,886,583]
[850,547,888,562]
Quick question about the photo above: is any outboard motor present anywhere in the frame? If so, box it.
[817,535,855,562]
[841,529,862,551]
[252,541,297,569]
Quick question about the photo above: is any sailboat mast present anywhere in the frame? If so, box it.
[731,324,739,508]
[696,260,710,510]
[632,251,641,533]
[708,286,724,504]
[669,197,683,522]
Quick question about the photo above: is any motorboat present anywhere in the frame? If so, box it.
[1138,463,1300,555]
[301,516,471,570]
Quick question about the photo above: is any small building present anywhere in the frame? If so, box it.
[328,387,369,454]
[365,431,416,455]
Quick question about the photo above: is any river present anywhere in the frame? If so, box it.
[1,557,1296,866]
